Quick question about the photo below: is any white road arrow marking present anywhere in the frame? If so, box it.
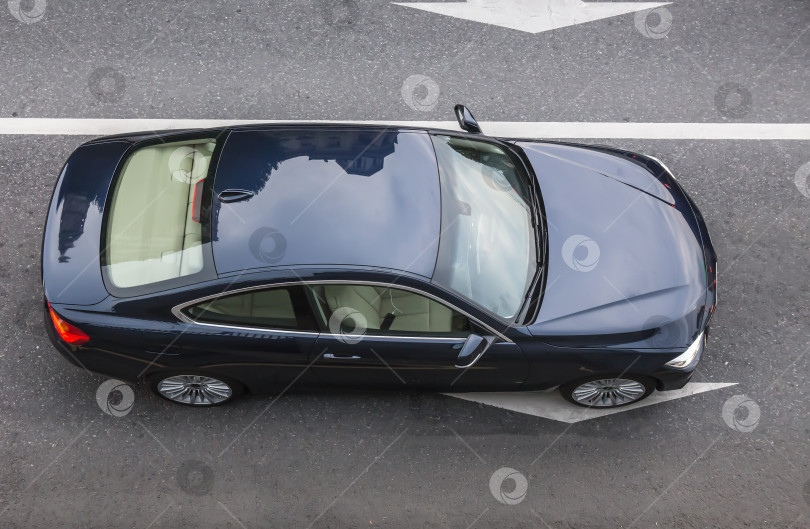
[443,382,738,423]
[393,0,671,34]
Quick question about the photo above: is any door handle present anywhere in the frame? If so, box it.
[323,353,362,360]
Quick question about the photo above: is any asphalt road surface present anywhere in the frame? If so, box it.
[1,1,809,528]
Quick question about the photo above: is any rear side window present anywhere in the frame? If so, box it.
[183,286,317,331]
[105,138,216,288]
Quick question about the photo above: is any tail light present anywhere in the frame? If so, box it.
[47,303,90,345]
[191,180,204,223]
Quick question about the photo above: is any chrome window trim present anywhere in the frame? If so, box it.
[175,319,321,337]
[171,279,511,342]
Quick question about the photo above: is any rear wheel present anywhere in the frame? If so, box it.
[560,374,655,408]
[148,373,243,406]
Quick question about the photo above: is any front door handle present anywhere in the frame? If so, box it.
[323,353,362,360]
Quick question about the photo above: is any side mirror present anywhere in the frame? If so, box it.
[454,104,483,134]
[455,334,495,368]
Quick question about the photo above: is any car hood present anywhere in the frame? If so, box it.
[516,142,707,349]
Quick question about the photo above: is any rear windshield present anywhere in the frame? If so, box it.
[105,138,216,288]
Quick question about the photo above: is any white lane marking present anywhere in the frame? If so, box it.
[393,0,670,34]
[443,382,738,423]
[1,119,809,140]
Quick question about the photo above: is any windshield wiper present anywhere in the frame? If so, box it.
[528,185,544,266]
[518,260,544,324]
[520,184,546,322]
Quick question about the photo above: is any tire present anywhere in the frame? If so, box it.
[560,374,656,408]
[148,372,244,407]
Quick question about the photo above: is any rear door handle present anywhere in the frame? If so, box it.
[323,353,362,360]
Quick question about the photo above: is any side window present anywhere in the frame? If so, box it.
[308,284,471,337]
[184,286,317,331]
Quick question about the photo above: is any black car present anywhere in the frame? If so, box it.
[41,106,717,408]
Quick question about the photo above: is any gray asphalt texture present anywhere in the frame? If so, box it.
[1,0,809,528]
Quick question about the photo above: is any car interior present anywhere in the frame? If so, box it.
[184,284,471,336]
[106,138,216,288]
[310,284,470,335]
[186,287,302,330]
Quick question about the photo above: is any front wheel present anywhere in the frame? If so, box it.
[560,374,656,408]
[148,373,243,406]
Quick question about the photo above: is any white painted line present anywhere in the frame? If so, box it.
[443,382,738,423]
[0,119,809,140]
[485,122,810,140]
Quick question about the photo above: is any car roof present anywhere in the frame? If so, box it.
[210,128,442,278]
[81,122,464,145]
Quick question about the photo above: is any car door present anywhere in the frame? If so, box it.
[305,282,528,391]
[171,284,323,392]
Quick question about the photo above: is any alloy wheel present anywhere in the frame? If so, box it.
[571,378,647,407]
[156,375,233,406]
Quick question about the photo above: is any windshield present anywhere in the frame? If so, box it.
[431,135,537,320]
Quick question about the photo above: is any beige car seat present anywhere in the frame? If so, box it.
[320,284,454,333]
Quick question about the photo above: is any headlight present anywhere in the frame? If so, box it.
[665,332,704,368]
